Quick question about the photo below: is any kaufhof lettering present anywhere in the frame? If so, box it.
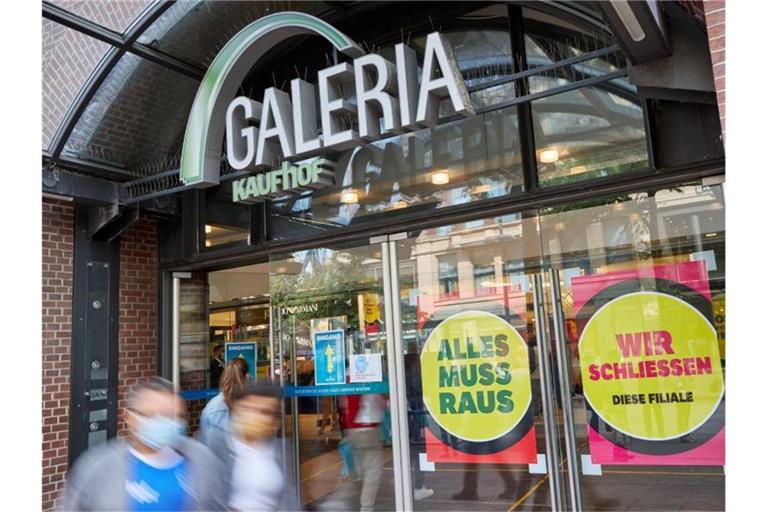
[225,32,474,175]
[232,158,335,202]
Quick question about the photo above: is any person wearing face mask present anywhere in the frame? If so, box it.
[199,357,250,445]
[59,377,228,511]
[204,381,300,512]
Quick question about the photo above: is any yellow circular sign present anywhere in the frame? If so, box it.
[421,311,532,442]
[579,292,724,441]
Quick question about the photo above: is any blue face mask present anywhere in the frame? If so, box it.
[134,415,186,450]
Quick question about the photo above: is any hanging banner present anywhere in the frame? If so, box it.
[314,329,346,385]
[573,261,725,466]
[225,342,257,382]
[420,311,537,464]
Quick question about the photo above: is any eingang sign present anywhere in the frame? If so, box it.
[179,11,475,201]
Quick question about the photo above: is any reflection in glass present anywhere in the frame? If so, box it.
[539,184,725,511]
[268,106,523,240]
[532,81,648,186]
[270,246,396,511]
[397,213,550,510]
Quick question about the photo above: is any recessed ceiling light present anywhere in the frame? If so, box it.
[431,171,450,185]
[340,190,359,204]
[205,225,213,234]
[538,148,559,163]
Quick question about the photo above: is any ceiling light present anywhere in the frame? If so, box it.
[569,165,587,175]
[340,190,359,204]
[705,232,718,238]
[612,1,647,42]
[538,148,559,163]
[205,224,213,234]
[431,171,450,185]
[205,240,212,247]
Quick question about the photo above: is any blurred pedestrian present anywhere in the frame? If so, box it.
[337,392,387,512]
[204,381,299,511]
[199,358,249,445]
[59,377,228,511]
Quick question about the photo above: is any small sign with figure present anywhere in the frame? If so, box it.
[224,342,257,382]
[314,330,345,385]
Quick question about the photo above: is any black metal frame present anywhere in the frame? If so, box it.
[161,158,723,272]
[42,0,184,162]
[68,205,120,467]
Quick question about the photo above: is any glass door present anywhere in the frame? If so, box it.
[389,212,567,511]
[263,181,726,512]
[269,243,402,512]
[540,184,726,511]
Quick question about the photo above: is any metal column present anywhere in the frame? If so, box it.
[549,269,583,512]
[533,274,564,510]
[378,235,408,511]
[170,272,190,392]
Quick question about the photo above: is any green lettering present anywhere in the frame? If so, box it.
[283,161,298,189]
[480,336,494,357]
[245,176,257,198]
[497,389,514,413]
[467,338,480,358]
[460,364,478,386]
[438,365,459,387]
[438,339,453,360]
[256,173,271,196]
[495,334,509,357]
[478,363,495,385]
[439,393,457,414]
[457,392,477,414]
[496,362,511,385]
[232,179,248,202]
[476,391,495,413]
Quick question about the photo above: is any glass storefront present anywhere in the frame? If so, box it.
[164,4,724,511]
[174,182,724,511]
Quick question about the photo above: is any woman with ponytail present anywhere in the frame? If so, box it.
[199,357,250,445]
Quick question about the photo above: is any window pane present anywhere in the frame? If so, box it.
[532,80,649,186]
[42,19,110,149]
[49,0,152,33]
[203,185,250,251]
[62,53,199,172]
[267,105,523,241]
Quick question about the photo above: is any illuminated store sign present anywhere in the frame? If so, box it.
[179,11,475,199]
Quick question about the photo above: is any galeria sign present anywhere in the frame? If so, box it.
[224,31,473,177]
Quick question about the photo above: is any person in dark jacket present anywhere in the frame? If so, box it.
[59,377,228,511]
[210,344,225,388]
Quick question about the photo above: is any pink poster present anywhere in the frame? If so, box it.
[572,261,725,466]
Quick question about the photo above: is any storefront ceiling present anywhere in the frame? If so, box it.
[41,1,702,205]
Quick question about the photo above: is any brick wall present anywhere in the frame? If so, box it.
[703,0,726,138]
[116,217,158,436]
[42,209,160,511]
[42,198,75,511]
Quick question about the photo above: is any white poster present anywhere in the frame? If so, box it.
[349,353,383,383]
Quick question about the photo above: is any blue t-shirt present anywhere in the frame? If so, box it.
[126,452,194,511]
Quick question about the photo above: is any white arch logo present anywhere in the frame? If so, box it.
[180,11,474,188]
